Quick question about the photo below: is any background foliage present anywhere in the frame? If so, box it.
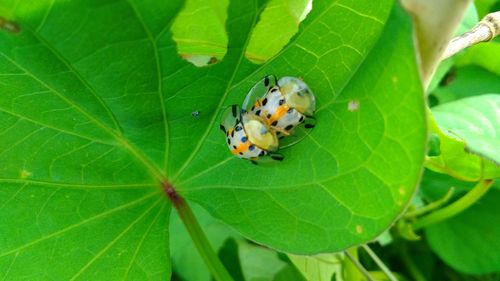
[0,0,498,280]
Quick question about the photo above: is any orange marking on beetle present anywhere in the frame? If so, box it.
[253,99,262,108]
[231,141,250,154]
[269,105,289,124]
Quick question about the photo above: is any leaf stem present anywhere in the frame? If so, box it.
[344,248,375,281]
[404,187,454,218]
[413,179,494,230]
[361,244,398,281]
[163,182,234,281]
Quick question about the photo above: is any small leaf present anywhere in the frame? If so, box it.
[432,94,500,166]
[289,253,344,281]
[238,241,288,281]
[426,97,500,181]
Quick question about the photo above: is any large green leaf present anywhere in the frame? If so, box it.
[0,0,425,279]
[0,0,173,279]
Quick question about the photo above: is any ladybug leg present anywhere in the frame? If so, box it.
[268,152,284,161]
[304,116,316,129]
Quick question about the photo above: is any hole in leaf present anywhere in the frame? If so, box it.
[245,0,312,64]
[171,0,229,66]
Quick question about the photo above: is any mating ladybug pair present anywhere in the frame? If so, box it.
[220,75,316,163]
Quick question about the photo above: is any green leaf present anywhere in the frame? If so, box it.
[474,0,499,18]
[289,253,344,281]
[238,241,289,281]
[171,0,229,66]
[0,0,426,278]
[432,94,500,167]
[170,203,237,281]
[0,0,173,279]
[455,42,500,76]
[424,184,500,274]
[245,0,311,63]
[430,66,500,105]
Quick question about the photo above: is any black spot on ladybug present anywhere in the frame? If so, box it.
[227,138,231,145]
[285,125,293,131]
[220,124,226,132]
[235,125,242,131]
[231,130,235,137]
[299,116,304,122]
[241,136,248,142]
[233,145,237,149]
[279,99,285,105]
[262,98,268,106]
[251,105,255,111]
[271,88,278,93]
[287,108,293,113]
[267,113,271,119]
[259,151,265,156]
[249,144,255,151]
[255,110,261,116]
[271,120,278,126]
[264,77,270,86]
[239,152,243,155]
[305,124,315,129]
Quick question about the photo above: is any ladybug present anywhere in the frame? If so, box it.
[242,75,316,143]
[220,105,284,162]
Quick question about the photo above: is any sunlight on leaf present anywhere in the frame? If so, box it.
[171,0,229,66]
[245,0,312,63]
